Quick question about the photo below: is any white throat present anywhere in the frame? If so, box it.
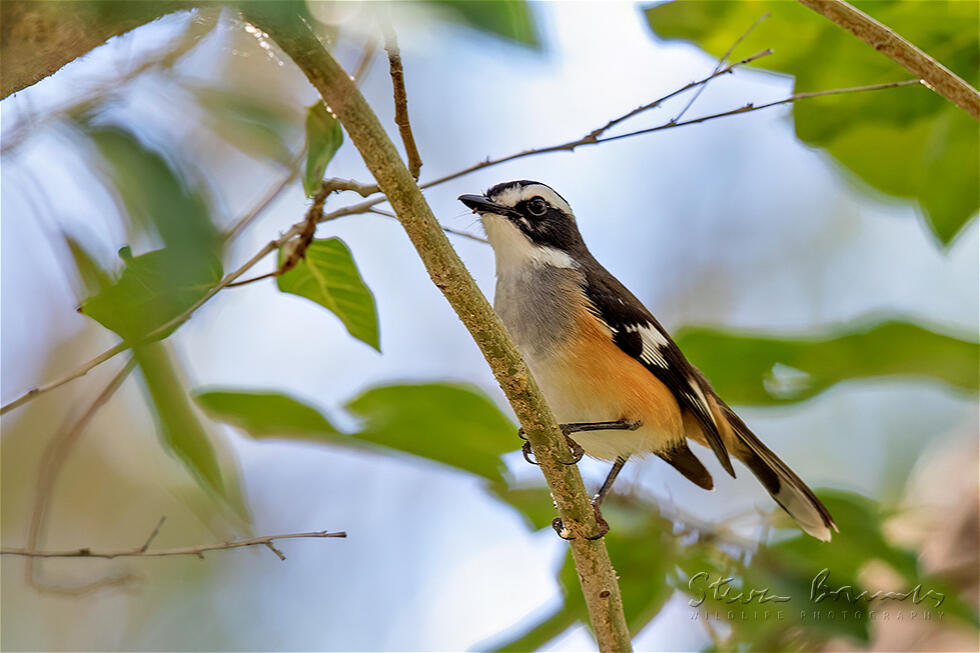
[481,214,577,274]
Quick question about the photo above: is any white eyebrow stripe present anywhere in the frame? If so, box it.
[520,184,573,216]
[489,183,574,217]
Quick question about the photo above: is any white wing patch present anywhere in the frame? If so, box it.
[625,322,719,429]
[627,324,670,368]
[686,376,717,428]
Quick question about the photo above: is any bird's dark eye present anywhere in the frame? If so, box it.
[527,197,548,216]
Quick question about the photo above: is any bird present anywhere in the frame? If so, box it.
[459,180,837,541]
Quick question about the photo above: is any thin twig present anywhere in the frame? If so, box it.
[798,0,979,120]
[139,516,167,552]
[586,48,772,141]
[25,359,137,593]
[1,343,130,416]
[3,530,347,559]
[226,177,360,288]
[594,78,922,146]
[672,12,770,123]
[366,207,488,244]
[384,28,423,180]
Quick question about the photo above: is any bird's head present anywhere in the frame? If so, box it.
[459,180,585,270]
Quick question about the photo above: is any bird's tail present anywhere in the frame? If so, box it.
[720,404,837,541]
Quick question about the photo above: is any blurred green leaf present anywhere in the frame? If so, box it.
[277,237,380,351]
[675,319,979,405]
[430,1,540,48]
[190,85,300,165]
[80,247,223,343]
[194,390,339,438]
[79,123,220,257]
[63,234,111,295]
[134,343,226,498]
[303,101,344,196]
[644,0,979,245]
[346,383,517,482]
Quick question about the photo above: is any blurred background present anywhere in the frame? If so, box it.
[1,1,977,651]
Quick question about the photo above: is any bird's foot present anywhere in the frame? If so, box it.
[551,502,610,541]
[517,427,585,465]
[518,420,640,466]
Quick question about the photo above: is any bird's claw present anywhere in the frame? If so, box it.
[517,428,584,466]
[561,435,584,465]
[551,503,610,541]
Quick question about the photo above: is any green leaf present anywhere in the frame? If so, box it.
[80,247,223,343]
[675,319,979,405]
[135,343,226,498]
[345,383,517,482]
[644,0,979,245]
[303,101,343,196]
[194,390,338,438]
[276,237,380,351]
[63,234,111,295]
[190,85,300,165]
[429,1,540,48]
[79,123,220,257]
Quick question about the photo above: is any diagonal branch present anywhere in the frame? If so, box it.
[384,27,423,180]
[241,7,634,650]
[3,529,346,560]
[797,0,979,120]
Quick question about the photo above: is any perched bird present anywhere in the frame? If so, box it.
[460,180,837,541]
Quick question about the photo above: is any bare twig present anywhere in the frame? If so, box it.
[3,529,347,559]
[384,28,423,180]
[26,359,137,593]
[595,78,922,146]
[586,48,772,141]
[1,344,131,416]
[798,0,979,120]
[366,207,488,244]
[226,176,369,288]
[672,12,770,123]
[139,516,167,552]
[321,177,380,197]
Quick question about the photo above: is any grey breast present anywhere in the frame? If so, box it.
[493,265,586,361]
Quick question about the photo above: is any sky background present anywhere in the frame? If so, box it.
[1,2,977,651]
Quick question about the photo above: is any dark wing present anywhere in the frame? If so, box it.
[580,262,735,477]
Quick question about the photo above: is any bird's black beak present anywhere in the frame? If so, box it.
[458,194,509,215]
